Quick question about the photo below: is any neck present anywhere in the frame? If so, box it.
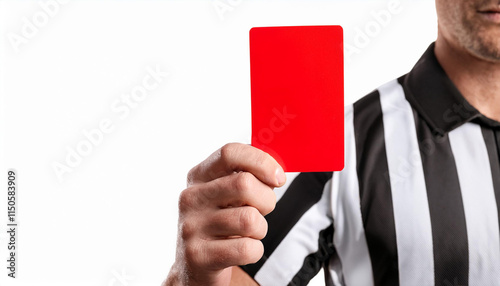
[435,34,500,122]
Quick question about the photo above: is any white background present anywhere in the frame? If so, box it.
[0,0,437,285]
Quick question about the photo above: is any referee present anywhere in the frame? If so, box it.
[164,0,500,285]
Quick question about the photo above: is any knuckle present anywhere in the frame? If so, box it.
[236,239,252,258]
[184,241,203,267]
[263,190,277,215]
[255,151,272,167]
[234,172,254,192]
[257,216,268,239]
[251,241,265,263]
[178,187,197,213]
[186,166,198,187]
[239,208,260,234]
[180,219,197,240]
[237,239,263,264]
[262,219,269,238]
[220,143,236,165]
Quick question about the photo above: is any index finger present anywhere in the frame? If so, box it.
[187,143,286,188]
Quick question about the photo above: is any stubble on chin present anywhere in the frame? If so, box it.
[458,6,500,62]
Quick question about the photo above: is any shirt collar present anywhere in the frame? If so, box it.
[400,42,500,135]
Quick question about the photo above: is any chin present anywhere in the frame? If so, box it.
[467,30,500,62]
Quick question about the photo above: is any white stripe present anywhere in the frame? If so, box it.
[449,123,500,284]
[254,179,333,285]
[330,105,373,286]
[379,80,434,285]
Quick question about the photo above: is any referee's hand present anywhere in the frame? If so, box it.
[164,143,286,286]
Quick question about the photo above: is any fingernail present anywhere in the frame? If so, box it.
[275,168,286,186]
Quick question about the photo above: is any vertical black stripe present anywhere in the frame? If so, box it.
[413,107,469,286]
[324,246,344,286]
[353,90,399,286]
[241,172,333,277]
[481,127,500,241]
[325,269,335,286]
[323,254,338,286]
[288,224,335,286]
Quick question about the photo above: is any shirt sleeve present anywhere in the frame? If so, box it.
[240,171,336,285]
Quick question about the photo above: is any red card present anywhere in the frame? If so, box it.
[250,26,344,172]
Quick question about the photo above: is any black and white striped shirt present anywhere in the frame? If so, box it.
[241,43,500,286]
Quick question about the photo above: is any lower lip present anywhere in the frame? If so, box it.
[479,11,500,23]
